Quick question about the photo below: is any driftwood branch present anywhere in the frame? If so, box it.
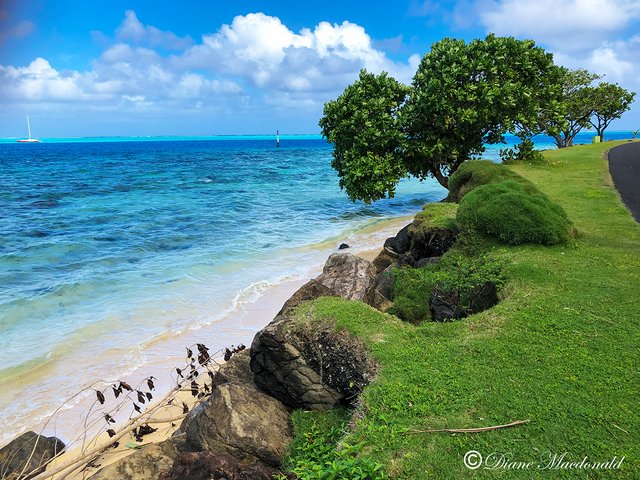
[406,419,529,434]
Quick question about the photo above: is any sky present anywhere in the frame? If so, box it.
[0,0,639,137]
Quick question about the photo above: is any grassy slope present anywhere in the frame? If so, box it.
[287,141,640,478]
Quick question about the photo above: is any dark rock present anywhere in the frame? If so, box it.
[159,451,285,480]
[177,350,254,437]
[88,437,187,480]
[383,224,412,254]
[408,226,457,264]
[175,402,206,437]
[277,279,333,316]
[186,383,292,467]
[414,256,441,269]
[373,267,395,301]
[251,314,377,410]
[338,243,350,250]
[212,349,253,387]
[371,248,398,274]
[0,431,65,480]
[315,253,376,303]
[429,283,498,322]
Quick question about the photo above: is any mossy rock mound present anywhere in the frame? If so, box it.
[250,310,377,411]
[389,254,504,323]
[457,180,572,246]
[448,160,538,202]
[382,203,458,266]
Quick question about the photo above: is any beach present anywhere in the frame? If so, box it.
[16,214,413,480]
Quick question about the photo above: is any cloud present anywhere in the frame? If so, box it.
[115,10,193,50]
[478,0,640,51]
[0,10,420,127]
[0,19,35,44]
[179,12,418,102]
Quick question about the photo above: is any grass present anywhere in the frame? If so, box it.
[457,179,572,245]
[447,159,538,202]
[283,141,640,478]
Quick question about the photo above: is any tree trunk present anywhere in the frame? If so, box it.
[553,134,566,149]
[430,165,449,189]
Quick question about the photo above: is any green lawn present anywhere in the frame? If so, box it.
[283,141,640,479]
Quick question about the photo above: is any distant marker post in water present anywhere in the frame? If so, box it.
[276,130,280,147]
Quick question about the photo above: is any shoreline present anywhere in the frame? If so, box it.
[0,214,414,461]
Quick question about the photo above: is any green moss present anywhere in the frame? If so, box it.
[388,265,438,323]
[412,202,458,229]
[447,159,537,201]
[457,180,572,245]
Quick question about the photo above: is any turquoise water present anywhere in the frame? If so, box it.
[0,131,633,444]
[0,136,447,444]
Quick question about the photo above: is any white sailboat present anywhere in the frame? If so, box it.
[17,116,40,143]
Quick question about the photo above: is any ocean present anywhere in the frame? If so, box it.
[0,131,633,445]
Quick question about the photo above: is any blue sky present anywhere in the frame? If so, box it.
[1,0,639,137]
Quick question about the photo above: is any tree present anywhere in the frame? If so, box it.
[588,83,635,141]
[320,35,564,201]
[319,70,410,203]
[545,68,601,148]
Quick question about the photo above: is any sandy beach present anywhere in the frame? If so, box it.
[20,214,413,479]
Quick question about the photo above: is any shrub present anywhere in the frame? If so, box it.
[447,159,538,202]
[457,180,572,245]
[429,254,506,322]
[388,266,437,323]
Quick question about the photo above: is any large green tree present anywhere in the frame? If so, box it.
[320,35,564,201]
[588,82,635,141]
[319,70,410,203]
[545,68,602,148]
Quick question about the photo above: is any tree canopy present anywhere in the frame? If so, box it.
[545,68,602,148]
[588,82,635,141]
[320,35,564,202]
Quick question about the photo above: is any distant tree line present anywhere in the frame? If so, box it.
[319,35,635,203]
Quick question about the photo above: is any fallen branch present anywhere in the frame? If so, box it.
[406,419,529,434]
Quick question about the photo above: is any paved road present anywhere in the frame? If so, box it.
[609,141,640,223]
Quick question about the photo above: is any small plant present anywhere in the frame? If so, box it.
[429,254,506,321]
[388,266,437,323]
[500,138,545,164]
[633,129,639,140]
[281,411,386,480]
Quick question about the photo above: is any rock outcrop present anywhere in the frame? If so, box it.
[0,431,65,480]
[250,314,377,410]
[315,253,377,303]
[382,219,457,267]
[186,382,292,467]
[159,451,284,480]
[277,280,333,317]
[88,437,186,480]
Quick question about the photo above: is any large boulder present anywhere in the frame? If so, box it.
[315,253,376,303]
[0,431,65,480]
[159,451,285,480]
[250,314,377,410]
[88,437,186,480]
[277,280,333,317]
[186,382,292,467]
[383,224,412,255]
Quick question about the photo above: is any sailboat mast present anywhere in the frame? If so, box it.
[27,116,31,140]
